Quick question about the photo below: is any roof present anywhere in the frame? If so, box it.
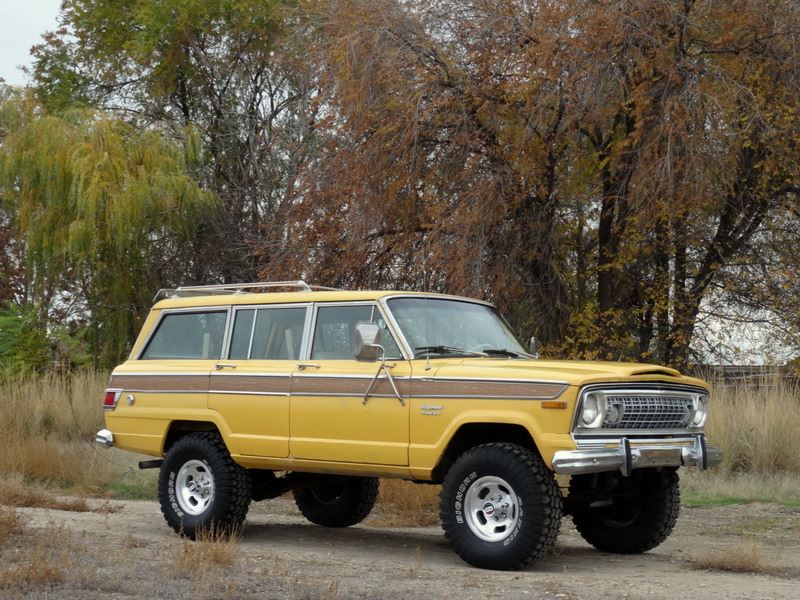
[152,289,480,310]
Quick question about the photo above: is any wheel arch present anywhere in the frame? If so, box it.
[431,422,540,482]
[163,420,223,454]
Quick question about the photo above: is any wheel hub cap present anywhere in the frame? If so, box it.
[464,475,519,543]
[175,459,215,516]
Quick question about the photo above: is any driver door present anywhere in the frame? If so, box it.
[290,303,411,466]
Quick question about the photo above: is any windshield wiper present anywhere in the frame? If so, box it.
[481,348,527,358]
[414,345,487,358]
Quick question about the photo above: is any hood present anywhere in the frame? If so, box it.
[421,358,708,389]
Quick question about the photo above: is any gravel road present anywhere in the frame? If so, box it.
[5,496,800,599]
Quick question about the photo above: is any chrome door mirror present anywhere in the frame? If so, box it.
[354,322,383,362]
[529,336,539,359]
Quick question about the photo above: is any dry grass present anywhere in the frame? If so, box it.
[174,526,241,575]
[705,377,800,475]
[0,506,26,544]
[372,480,441,527]
[0,370,120,489]
[0,476,92,512]
[690,540,783,575]
[0,523,73,589]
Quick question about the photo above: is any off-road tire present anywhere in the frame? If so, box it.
[570,469,680,554]
[293,477,379,527]
[158,432,251,539]
[440,443,562,570]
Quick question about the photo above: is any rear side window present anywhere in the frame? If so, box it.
[141,311,227,360]
[228,307,307,360]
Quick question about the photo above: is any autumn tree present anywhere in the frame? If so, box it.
[270,0,800,368]
[18,0,800,367]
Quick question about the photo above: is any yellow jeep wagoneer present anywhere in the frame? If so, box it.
[96,281,721,570]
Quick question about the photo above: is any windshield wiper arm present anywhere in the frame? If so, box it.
[414,345,487,358]
[481,348,528,358]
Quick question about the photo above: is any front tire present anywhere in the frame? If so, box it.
[569,469,680,554]
[158,432,251,538]
[293,477,379,527]
[440,443,562,570]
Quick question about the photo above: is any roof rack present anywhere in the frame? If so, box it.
[153,280,342,302]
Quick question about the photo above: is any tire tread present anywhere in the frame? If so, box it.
[439,442,562,570]
[158,432,250,538]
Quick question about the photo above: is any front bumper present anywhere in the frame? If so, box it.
[551,434,722,476]
[95,429,114,448]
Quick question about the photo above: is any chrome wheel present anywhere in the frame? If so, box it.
[176,459,215,516]
[464,475,520,542]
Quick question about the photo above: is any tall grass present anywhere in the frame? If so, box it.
[0,371,119,489]
[0,371,798,507]
[705,377,800,475]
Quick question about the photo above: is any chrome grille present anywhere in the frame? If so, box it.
[603,394,693,430]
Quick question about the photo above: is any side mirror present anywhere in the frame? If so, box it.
[354,322,383,362]
[529,336,539,359]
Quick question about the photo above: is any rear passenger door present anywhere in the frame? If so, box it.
[290,303,411,466]
[208,304,310,458]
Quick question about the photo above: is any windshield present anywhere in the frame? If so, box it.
[386,297,527,358]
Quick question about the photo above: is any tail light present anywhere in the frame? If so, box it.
[103,390,122,411]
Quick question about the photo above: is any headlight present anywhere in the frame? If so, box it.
[691,394,708,427]
[580,392,605,428]
[605,401,625,426]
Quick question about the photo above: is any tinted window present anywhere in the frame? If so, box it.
[141,311,227,360]
[250,307,306,360]
[311,305,402,360]
[229,309,255,359]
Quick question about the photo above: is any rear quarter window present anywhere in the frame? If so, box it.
[140,311,227,360]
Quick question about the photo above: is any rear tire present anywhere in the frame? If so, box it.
[158,432,251,539]
[293,477,379,527]
[440,443,562,570]
[570,469,680,554]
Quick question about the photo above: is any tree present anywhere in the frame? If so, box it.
[278,0,800,368]
[31,0,320,284]
[0,89,215,365]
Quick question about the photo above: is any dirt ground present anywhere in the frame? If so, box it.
[3,495,799,599]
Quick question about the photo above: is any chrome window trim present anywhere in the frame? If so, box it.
[137,306,232,361]
[224,303,311,361]
[246,309,257,358]
[308,301,406,361]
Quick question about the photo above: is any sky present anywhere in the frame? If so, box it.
[0,0,62,86]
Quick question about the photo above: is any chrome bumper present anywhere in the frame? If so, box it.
[552,434,722,476]
[95,428,114,448]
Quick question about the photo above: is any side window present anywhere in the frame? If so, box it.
[229,309,255,359]
[228,307,306,360]
[373,313,402,359]
[311,305,403,360]
[251,308,306,360]
[141,311,227,360]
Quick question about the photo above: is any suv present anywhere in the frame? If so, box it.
[96,280,721,570]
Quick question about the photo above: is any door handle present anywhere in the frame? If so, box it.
[297,363,321,371]
[214,363,237,370]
